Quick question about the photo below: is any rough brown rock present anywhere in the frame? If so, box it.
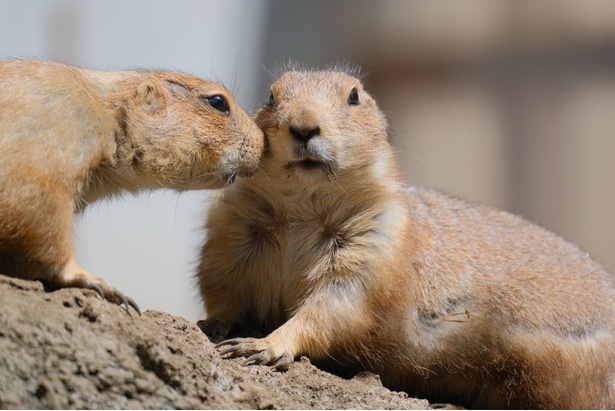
[0,274,439,409]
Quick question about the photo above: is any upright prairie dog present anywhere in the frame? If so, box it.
[196,66,615,408]
[0,59,264,313]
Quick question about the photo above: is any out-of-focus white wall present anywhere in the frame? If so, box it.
[0,0,270,322]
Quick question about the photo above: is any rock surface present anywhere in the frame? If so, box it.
[0,274,439,409]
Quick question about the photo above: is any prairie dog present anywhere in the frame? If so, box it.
[0,59,264,313]
[196,66,615,408]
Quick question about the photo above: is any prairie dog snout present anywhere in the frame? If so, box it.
[0,59,264,312]
[197,66,615,409]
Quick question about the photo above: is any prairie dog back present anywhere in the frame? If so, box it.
[197,66,615,408]
[0,59,264,312]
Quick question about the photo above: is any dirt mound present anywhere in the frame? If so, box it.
[0,274,441,409]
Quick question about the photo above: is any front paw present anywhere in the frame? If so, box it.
[48,260,141,315]
[72,275,141,315]
[216,337,294,371]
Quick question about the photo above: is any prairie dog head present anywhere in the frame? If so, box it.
[254,68,390,183]
[115,71,264,190]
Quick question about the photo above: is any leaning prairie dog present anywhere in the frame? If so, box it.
[196,65,615,408]
[0,59,264,314]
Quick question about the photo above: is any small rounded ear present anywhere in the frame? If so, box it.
[136,81,158,111]
[166,80,190,98]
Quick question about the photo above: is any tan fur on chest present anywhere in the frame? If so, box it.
[197,66,615,409]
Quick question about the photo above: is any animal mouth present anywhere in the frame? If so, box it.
[296,159,325,170]
[284,157,339,179]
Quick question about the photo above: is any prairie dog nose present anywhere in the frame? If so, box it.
[289,126,320,142]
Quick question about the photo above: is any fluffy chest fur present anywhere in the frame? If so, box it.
[201,171,407,331]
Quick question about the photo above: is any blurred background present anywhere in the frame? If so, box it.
[1,0,613,322]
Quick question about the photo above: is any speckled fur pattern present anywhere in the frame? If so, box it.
[197,67,615,408]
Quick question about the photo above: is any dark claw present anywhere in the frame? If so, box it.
[115,290,131,315]
[219,345,241,357]
[46,274,141,316]
[219,346,233,356]
[244,352,267,366]
[69,276,105,300]
[87,282,105,300]
[112,287,141,316]
[214,338,290,371]
[125,295,142,315]
[272,356,291,371]
[79,277,141,316]
[215,338,242,349]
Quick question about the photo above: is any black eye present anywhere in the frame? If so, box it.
[204,95,230,114]
[348,87,360,105]
[268,91,275,107]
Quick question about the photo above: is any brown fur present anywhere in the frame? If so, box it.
[196,68,615,408]
[0,59,264,312]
